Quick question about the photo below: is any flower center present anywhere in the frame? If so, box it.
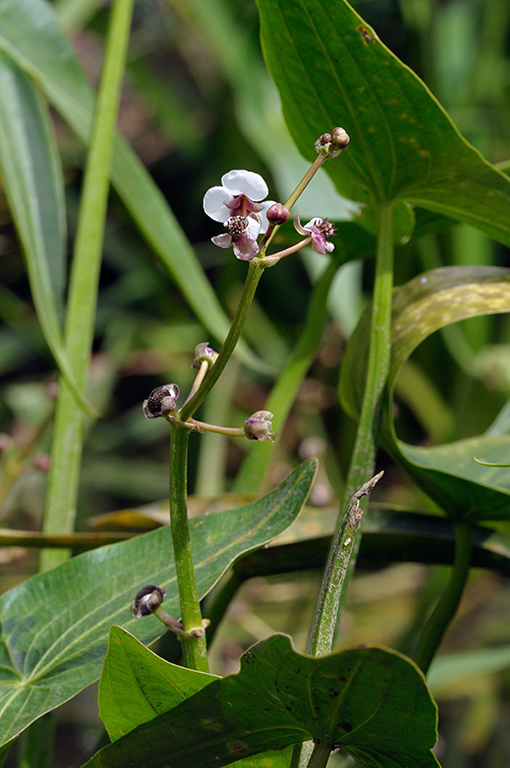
[315,218,336,239]
[225,216,249,242]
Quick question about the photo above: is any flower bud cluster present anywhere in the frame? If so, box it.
[314,127,350,157]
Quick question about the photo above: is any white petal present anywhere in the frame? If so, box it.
[203,186,233,222]
[211,233,233,248]
[221,170,268,201]
[245,215,262,239]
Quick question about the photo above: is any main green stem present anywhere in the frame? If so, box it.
[414,522,472,675]
[307,202,394,657]
[169,424,209,671]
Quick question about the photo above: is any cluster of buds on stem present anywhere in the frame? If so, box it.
[314,127,350,158]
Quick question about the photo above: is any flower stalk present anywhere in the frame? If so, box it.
[148,131,350,675]
[306,201,394,658]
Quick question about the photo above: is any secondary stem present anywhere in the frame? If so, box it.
[414,522,472,675]
[169,424,209,671]
[307,201,394,657]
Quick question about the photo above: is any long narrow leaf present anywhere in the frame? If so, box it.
[0,51,95,415]
[0,0,266,371]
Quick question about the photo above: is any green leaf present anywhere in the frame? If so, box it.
[86,633,440,768]
[0,0,266,372]
[255,0,510,245]
[99,627,291,768]
[100,626,218,741]
[0,459,316,747]
[340,266,510,521]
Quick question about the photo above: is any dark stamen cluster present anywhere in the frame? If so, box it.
[317,218,336,239]
[225,216,248,241]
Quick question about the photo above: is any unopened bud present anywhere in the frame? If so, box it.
[332,127,350,149]
[266,203,290,225]
[244,410,277,442]
[315,128,350,158]
[142,383,179,419]
[131,585,166,617]
[192,342,218,370]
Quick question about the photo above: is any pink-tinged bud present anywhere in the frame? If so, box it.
[244,410,277,442]
[131,585,166,617]
[142,383,179,419]
[192,342,218,369]
[266,203,290,225]
[332,127,350,149]
[315,128,350,158]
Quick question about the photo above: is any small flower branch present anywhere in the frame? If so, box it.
[260,128,349,254]
[178,261,265,422]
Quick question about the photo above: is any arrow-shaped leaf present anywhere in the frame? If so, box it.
[99,626,291,768]
[86,633,440,768]
[255,0,510,245]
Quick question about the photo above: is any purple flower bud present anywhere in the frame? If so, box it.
[142,383,179,419]
[192,342,218,369]
[266,203,290,225]
[244,410,277,442]
[131,585,166,618]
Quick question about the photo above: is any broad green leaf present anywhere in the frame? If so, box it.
[100,627,291,768]
[340,266,510,521]
[255,0,510,245]
[0,51,95,415]
[0,0,266,372]
[85,633,440,768]
[0,459,316,746]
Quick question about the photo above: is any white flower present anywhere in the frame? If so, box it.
[203,170,275,260]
